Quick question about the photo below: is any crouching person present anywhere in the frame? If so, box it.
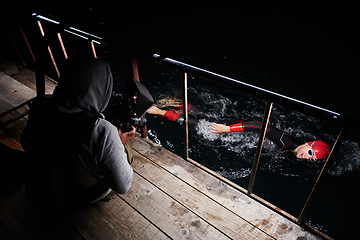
[21,57,134,211]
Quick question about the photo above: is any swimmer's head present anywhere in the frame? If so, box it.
[307,140,330,160]
[295,140,330,160]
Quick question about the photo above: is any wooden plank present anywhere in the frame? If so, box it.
[67,203,127,239]
[67,188,171,240]
[16,67,57,94]
[0,62,19,76]
[129,149,272,240]
[0,71,36,114]
[121,172,229,240]
[0,186,82,240]
[0,116,28,143]
[0,133,24,151]
[132,135,321,240]
[12,73,37,92]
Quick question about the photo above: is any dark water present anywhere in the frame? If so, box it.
[9,2,360,238]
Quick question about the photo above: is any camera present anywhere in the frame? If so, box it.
[104,77,154,132]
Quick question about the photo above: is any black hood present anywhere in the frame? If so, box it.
[53,57,113,114]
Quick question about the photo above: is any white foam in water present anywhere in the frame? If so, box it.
[147,129,162,146]
[195,118,260,160]
[195,119,220,141]
[329,141,360,176]
[215,168,252,180]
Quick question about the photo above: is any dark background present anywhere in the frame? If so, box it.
[2,1,360,239]
[3,1,360,123]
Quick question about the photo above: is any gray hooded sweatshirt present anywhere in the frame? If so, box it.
[21,58,133,201]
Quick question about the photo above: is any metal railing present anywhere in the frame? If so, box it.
[6,13,359,239]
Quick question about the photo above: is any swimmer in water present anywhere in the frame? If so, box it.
[146,98,330,160]
[210,122,330,160]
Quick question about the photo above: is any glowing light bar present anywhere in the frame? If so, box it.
[64,29,101,44]
[32,13,102,44]
[32,13,59,24]
[153,54,341,119]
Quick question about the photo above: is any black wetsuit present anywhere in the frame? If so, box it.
[229,121,302,151]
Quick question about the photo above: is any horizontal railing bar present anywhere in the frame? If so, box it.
[152,55,353,128]
[63,29,101,44]
[32,13,102,44]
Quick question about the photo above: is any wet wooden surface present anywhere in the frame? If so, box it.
[0,65,321,239]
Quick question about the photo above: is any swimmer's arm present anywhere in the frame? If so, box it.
[211,123,231,133]
[146,106,167,116]
[211,122,249,133]
[146,105,180,121]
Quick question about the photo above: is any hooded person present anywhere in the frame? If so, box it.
[21,57,134,209]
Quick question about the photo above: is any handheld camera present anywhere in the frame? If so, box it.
[104,77,154,132]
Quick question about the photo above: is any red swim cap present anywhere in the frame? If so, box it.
[307,140,330,159]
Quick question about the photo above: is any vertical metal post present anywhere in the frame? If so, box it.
[298,128,346,223]
[37,20,60,79]
[57,33,68,59]
[129,53,148,138]
[36,63,46,100]
[183,72,189,160]
[17,20,36,63]
[248,101,273,195]
[130,54,140,82]
[5,21,25,66]
[90,40,97,58]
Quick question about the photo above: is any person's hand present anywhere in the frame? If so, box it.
[118,125,136,145]
[211,123,230,133]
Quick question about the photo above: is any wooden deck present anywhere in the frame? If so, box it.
[0,64,321,239]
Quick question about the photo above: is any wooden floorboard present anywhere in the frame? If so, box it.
[132,135,321,240]
[121,172,228,240]
[130,146,272,240]
[0,186,83,240]
[68,191,171,240]
[0,71,36,113]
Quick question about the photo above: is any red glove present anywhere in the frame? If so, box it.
[178,103,192,110]
[229,123,244,132]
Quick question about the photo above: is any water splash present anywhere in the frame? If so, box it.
[330,141,360,176]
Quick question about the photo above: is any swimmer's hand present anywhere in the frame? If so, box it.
[146,106,167,116]
[211,123,230,134]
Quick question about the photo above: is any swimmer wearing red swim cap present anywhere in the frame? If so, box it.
[147,102,330,160]
[211,122,330,160]
[294,140,330,160]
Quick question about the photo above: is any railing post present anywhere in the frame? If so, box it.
[4,21,26,66]
[17,20,36,64]
[183,72,189,160]
[90,40,97,58]
[57,33,68,59]
[129,53,148,138]
[37,20,60,79]
[298,128,346,223]
[248,101,273,195]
